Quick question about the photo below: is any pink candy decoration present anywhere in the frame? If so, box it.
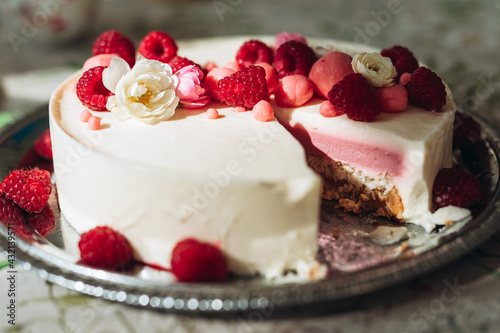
[80,109,92,122]
[82,54,120,72]
[399,72,412,86]
[88,116,101,130]
[234,106,246,113]
[274,75,314,108]
[206,67,236,100]
[224,61,241,72]
[206,108,219,119]
[319,100,342,117]
[309,51,354,99]
[256,62,279,94]
[376,84,408,113]
[175,65,210,109]
[275,32,308,49]
[252,100,274,122]
[205,61,217,73]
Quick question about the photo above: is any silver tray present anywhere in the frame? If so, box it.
[1,104,499,317]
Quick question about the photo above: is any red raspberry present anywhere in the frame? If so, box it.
[171,238,228,282]
[92,30,136,68]
[0,169,52,213]
[405,67,447,111]
[0,195,32,239]
[453,110,481,150]
[236,40,274,67]
[27,205,56,237]
[432,168,482,209]
[138,31,178,63]
[380,45,419,81]
[273,40,316,78]
[168,55,203,74]
[328,73,381,122]
[217,65,269,109]
[76,66,113,112]
[34,129,52,160]
[78,226,133,270]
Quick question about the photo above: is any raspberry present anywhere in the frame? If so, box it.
[76,66,113,112]
[380,45,419,81]
[138,31,178,63]
[0,195,32,239]
[273,40,317,78]
[34,129,52,160]
[236,40,274,67]
[78,226,133,270]
[328,73,381,122]
[217,65,269,109]
[27,205,56,237]
[0,169,52,213]
[432,168,482,209]
[453,110,481,150]
[405,67,447,111]
[168,55,202,74]
[171,238,228,282]
[92,30,136,68]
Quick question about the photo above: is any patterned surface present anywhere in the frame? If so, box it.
[1,0,500,332]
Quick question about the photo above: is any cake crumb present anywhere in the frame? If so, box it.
[443,220,454,227]
[332,227,340,239]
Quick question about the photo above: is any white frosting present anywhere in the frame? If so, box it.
[50,62,321,277]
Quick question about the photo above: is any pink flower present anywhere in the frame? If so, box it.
[275,32,308,49]
[174,65,210,109]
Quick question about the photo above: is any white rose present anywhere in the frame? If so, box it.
[351,52,397,87]
[103,56,179,124]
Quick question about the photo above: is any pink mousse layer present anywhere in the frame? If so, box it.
[283,124,405,177]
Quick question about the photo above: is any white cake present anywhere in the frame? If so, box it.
[49,36,468,279]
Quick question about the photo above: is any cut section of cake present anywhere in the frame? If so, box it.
[274,96,456,232]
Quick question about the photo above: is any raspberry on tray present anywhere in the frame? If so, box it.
[92,30,136,68]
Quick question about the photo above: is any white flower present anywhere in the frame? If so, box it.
[351,52,397,87]
[103,56,179,124]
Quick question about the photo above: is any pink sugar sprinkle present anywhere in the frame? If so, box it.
[252,100,274,122]
[319,100,342,117]
[88,116,101,130]
[80,109,92,122]
[206,108,219,119]
[399,72,412,86]
[205,61,217,73]
[234,106,246,113]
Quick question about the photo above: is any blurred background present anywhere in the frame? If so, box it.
[1,0,499,119]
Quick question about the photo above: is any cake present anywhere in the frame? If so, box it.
[45,32,477,280]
